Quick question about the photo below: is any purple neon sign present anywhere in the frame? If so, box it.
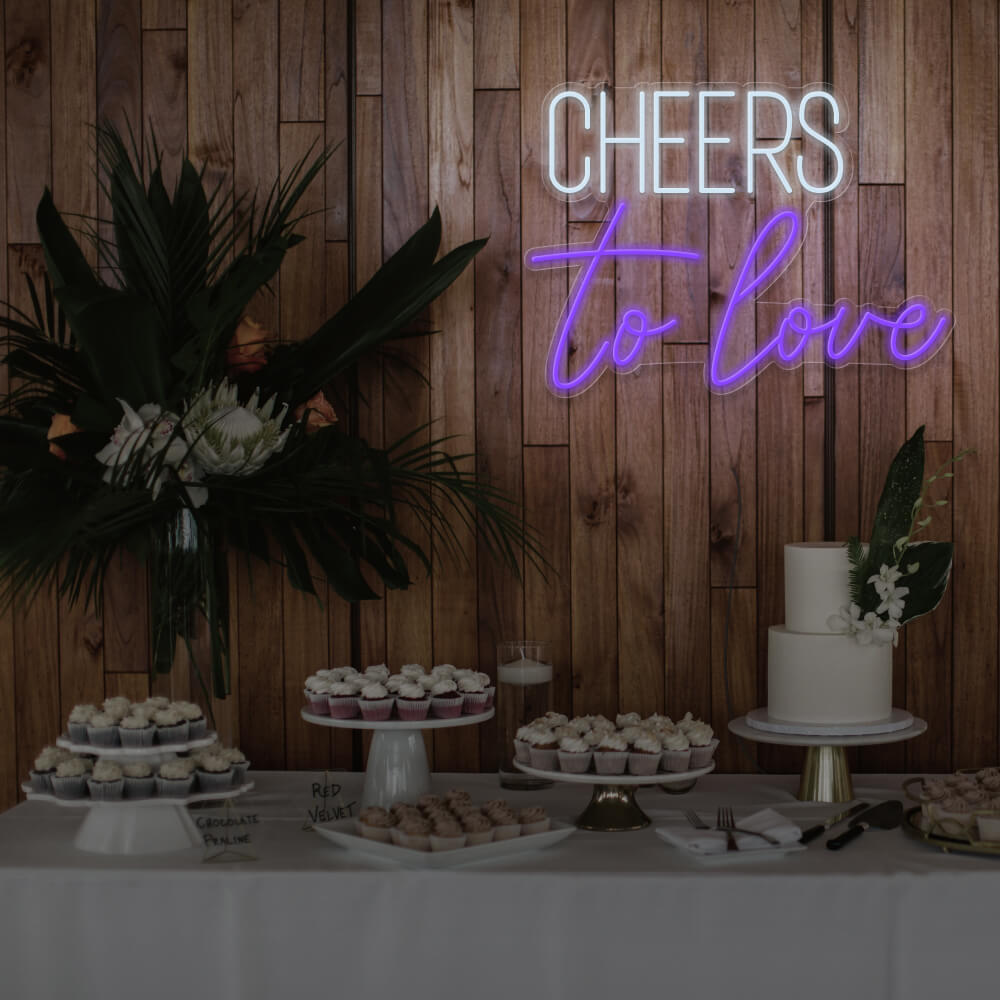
[525,202,952,395]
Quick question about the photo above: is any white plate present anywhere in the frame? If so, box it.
[301,708,494,731]
[654,821,807,866]
[745,707,914,737]
[22,781,255,808]
[55,732,219,757]
[313,817,575,867]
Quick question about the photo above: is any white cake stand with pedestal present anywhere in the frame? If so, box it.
[729,713,927,803]
[301,708,494,809]
[514,760,716,831]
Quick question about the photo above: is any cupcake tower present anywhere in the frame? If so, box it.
[357,789,551,852]
[304,662,495,722]
[515,711,719,777]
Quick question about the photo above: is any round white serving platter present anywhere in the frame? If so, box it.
[730,715,927,748]
[744,707,914,737]
[511,760,715,786]
[56,732,218,758]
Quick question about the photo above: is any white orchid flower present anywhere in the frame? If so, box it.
[877,585,909,620]
[867,563,904,600]
[827,603,864,634]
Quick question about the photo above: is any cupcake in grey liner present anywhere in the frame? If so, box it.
[628,733,663,776]
[87,760,124,801]
[122,761,155,798]
[29,747,71,792]
[685,721,717,768]
[119,713,156,748]
[50,757,89,799]
[659,729,691,772]
[556,735,593,774]
[67,704,98,743]
[86,712,120,748]
[102,696,132,722]
[174,701,207,740]
[593,732,629,775]
[153,707,189,745]
[221,747,250,784]
[195,753,235,794]
[155,758,196,797]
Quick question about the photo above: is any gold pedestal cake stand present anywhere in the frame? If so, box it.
[728,712,927,803]
[514,760,715,831]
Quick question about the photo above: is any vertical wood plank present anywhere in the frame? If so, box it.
[5,0,51,242]
[803,396,825,540]
[904,0,952,440]
[475,0,518,88]
[142,0,186,29]
[615,0,663,717]
[188,0,233,194]
[569,220,617,717]
[105,671,150,704]
[520,0,566,445]
[0,9,9,810]
[754,0,801,139]
[325,0,349,239]
[280,0,324,121]
[141,29,187,192]
[474,87,522,770]
[355,0,381,95]
[952,0,999,770]
[663,344,710,720]
[859,0,904,183]
[428,0,477,772]
[712,588,757,772]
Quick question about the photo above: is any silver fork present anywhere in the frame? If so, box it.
[684,809,710,829]
[716,805,781,846]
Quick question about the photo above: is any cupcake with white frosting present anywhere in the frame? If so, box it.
[660,728,691,772]
[86,712,120,748]
[557,735,593,773]
[304,675,332,715]
[327,680,361,719]
[430,678,463,719]
[155,759,196,797]
[458,674,488,715]
[30,747,70,792]
[358,681,394,721]
[153,707,189,745]
[364,663,391,683]
[593,731,629,775]
[399,663,426,679]
[513,725,534,763]
[50,757,89,798]
[475,671,496,709]
[87,760,124,801]
[67,704,98,743]
[686,720,718,767]
[628,732,662,775]
[195,753,235,794]
[431,663,457,679]
[396,681,431,721]
[174,701,207,740]
[102,697,132,722]
[526,726,559,770]
[122,761,155,798]
[119,712,156,748]
[221,747,250,785]
[385,674,407,694]
[616,711,641,728]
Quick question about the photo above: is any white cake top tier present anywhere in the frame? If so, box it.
[784,542,851,634]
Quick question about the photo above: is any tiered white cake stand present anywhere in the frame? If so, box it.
[301,707,494,809]
[24,733,253,855]
[729,711,927,803]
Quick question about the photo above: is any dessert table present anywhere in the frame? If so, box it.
[0,771,997,1000]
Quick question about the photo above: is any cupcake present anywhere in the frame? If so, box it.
[628,733,663,775]
[102,697,132,722]
[87,760,124,801]
[141,697,171,714]
[304,676,332,715]
[152,707,189,744]
[513,725,534,764]
[417,673,438,693]
[67,704,98,743]
[122,761,155,798]
[593,731,629,775]
[400,663,426,679]
[557,735,593,773]
[518,806,551,835]
[119,712,156,748]
[30,747,68,792]
[616,711,641,728]
[489,808,522,841]
[328,666,357,683]
[86,712,120,748]
[431,663,457,680]
[50,757,89,799]
[220,747,250,784]
[327,680,361,719]
[196,753,235,794]
[445,787,472,806]
[156,759,196,797]
[358,681,394,721]
[686,721,718,767]
[385,674,407,694]
[364,663,391,683]
[174,701,207,740]
[527,727,559,770]
[393,815,432,850]
[430,678,464,719]
[358,807,396,842]
[660,728,692,772]
[462,812,495,846]
[429,818,467,851]
[458,675,489,715]
[396,681,431,721]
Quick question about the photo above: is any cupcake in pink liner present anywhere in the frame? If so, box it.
[462,812,495,845]
[358,806,396,842]
[364,663,391,684]
[518,806,550,834]
[304,675,332,715]
[489,808,522,840]
[431,663,457,680]
[474,671,496,709]
[119,712,156,748]
[593,731,629,775]
[557,735,593,773]
[628,733,663,776]
[385,673,407,695]
[417,673,438,693]
[358,681,394,721]
[327,680,361,719]
[430,678,464,719]
[429,818,467,851]
[458,675,489,715]
[686,721,718,768]
[393,815,432,850]
[660,728,691,772]
[400,662,426,680]
[396,681,431,721]
[527,726,559,770]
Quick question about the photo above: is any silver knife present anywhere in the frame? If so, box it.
[799,801,870,843]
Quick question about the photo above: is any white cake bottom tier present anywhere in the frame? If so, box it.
[767,625,893,725]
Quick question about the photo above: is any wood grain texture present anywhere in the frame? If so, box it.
[754,0,801,139]
[142,0,186,30]
[355,0,382,94]
[142,29,187,192]
[859,0,904,183]
[97,0,142,137]
[188,0,234,194]
[712,587,757,773]
[474,0,518,88]
[280,0,324,121]
[325,0,350,239]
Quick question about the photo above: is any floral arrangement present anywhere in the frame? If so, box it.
[827,425,970,646]
[0,125,533,698]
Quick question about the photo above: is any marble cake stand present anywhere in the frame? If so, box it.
[301,708,494,809]
[729,714,928,803]
[514,760,716,831]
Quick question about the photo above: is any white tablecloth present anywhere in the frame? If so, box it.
[1,771,998,1000]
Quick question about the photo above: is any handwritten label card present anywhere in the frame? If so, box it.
[305,774,357,828]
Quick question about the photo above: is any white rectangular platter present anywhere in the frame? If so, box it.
[314,817,575,868]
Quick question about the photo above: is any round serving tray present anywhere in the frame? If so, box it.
[55,732,219,757]
[300,708,493,731]
[902,806,1000,858]
[514,760,715,832]
[745,707,914,737]
[22,780,254,809]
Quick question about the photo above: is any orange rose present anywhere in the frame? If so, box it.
[225,316,273,375]
[47,412,80,459]
[293,390,338,433]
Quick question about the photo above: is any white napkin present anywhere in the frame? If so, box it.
[657,808,802,855]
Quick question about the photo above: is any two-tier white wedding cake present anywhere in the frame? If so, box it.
[766,542,892,725]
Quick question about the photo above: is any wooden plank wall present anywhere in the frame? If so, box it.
[0,0,998,810]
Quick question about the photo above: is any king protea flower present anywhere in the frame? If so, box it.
[184,379,290,476]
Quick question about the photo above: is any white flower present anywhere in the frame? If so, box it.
[827,603,863,634]
[876,585,909,620]
[184,379,290,476]
[853,611,900,648]
[867,563,903,600]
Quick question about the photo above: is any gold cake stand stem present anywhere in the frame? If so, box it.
[798,745,854,803]
[576,784,651,831]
